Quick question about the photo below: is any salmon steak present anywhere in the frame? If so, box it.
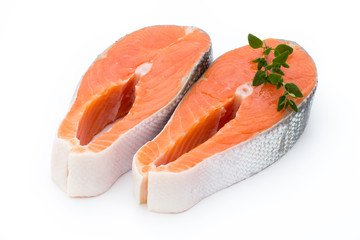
[133,39,317,213]
[51,25,212,197]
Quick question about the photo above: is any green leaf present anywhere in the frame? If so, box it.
[274,49,280,57]
[248,34,263,49]
[288,92,296,98]
[276,82,282,89]
[280,96,287,105]
[277,95,286,111]
[275,44,293,54]
[282,63,289,68]
[263,48,272,55]
[285,100,290,109]
[252,58,262,63]
[273,51,290,64]
[272,67,284,75]
[253,70,265,86]
[288,99,299,112]
[272,62,281,68]
[265,64,273,70]
[268,74,281,85]
[257,58,268,70]
[285,83,303,98]
[264,74,269,85]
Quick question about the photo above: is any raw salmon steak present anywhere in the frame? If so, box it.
[133,39,317,213]
[51,25,212,197]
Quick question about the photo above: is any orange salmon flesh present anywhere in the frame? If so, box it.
[57,26,211,152]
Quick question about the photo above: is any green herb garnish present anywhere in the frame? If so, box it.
[248,34,303,112]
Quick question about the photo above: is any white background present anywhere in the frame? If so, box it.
[1,0,359,239]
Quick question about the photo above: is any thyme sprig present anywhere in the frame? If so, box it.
[248,34,303,112]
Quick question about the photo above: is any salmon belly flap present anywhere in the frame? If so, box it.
[51,25,212,197]
[133,39,317,213]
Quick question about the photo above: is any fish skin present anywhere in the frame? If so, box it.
[133,40,317,213]
[51,26,212,197]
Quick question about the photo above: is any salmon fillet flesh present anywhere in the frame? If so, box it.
[133,39,317,213]
[51,25,212,197]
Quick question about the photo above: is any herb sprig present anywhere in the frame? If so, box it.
[248,34,303,112]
